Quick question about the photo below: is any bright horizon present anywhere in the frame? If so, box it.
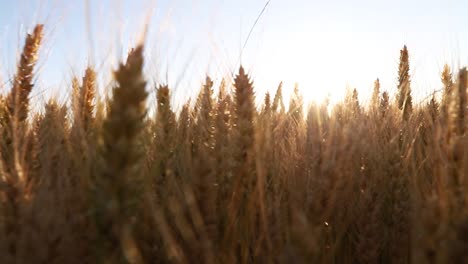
[1,0,468,109]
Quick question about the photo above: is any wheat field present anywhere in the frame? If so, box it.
[0,23,467,264]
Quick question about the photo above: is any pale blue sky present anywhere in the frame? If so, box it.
[1,0,468,108]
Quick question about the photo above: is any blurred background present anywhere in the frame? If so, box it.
[0,0,467,109]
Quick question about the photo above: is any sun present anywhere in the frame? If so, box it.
[257,58,352,108]
[250,34,369,107]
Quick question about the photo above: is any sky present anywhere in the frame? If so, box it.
[1,0,468,109]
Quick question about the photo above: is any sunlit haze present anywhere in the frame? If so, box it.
[1,0,468,108]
